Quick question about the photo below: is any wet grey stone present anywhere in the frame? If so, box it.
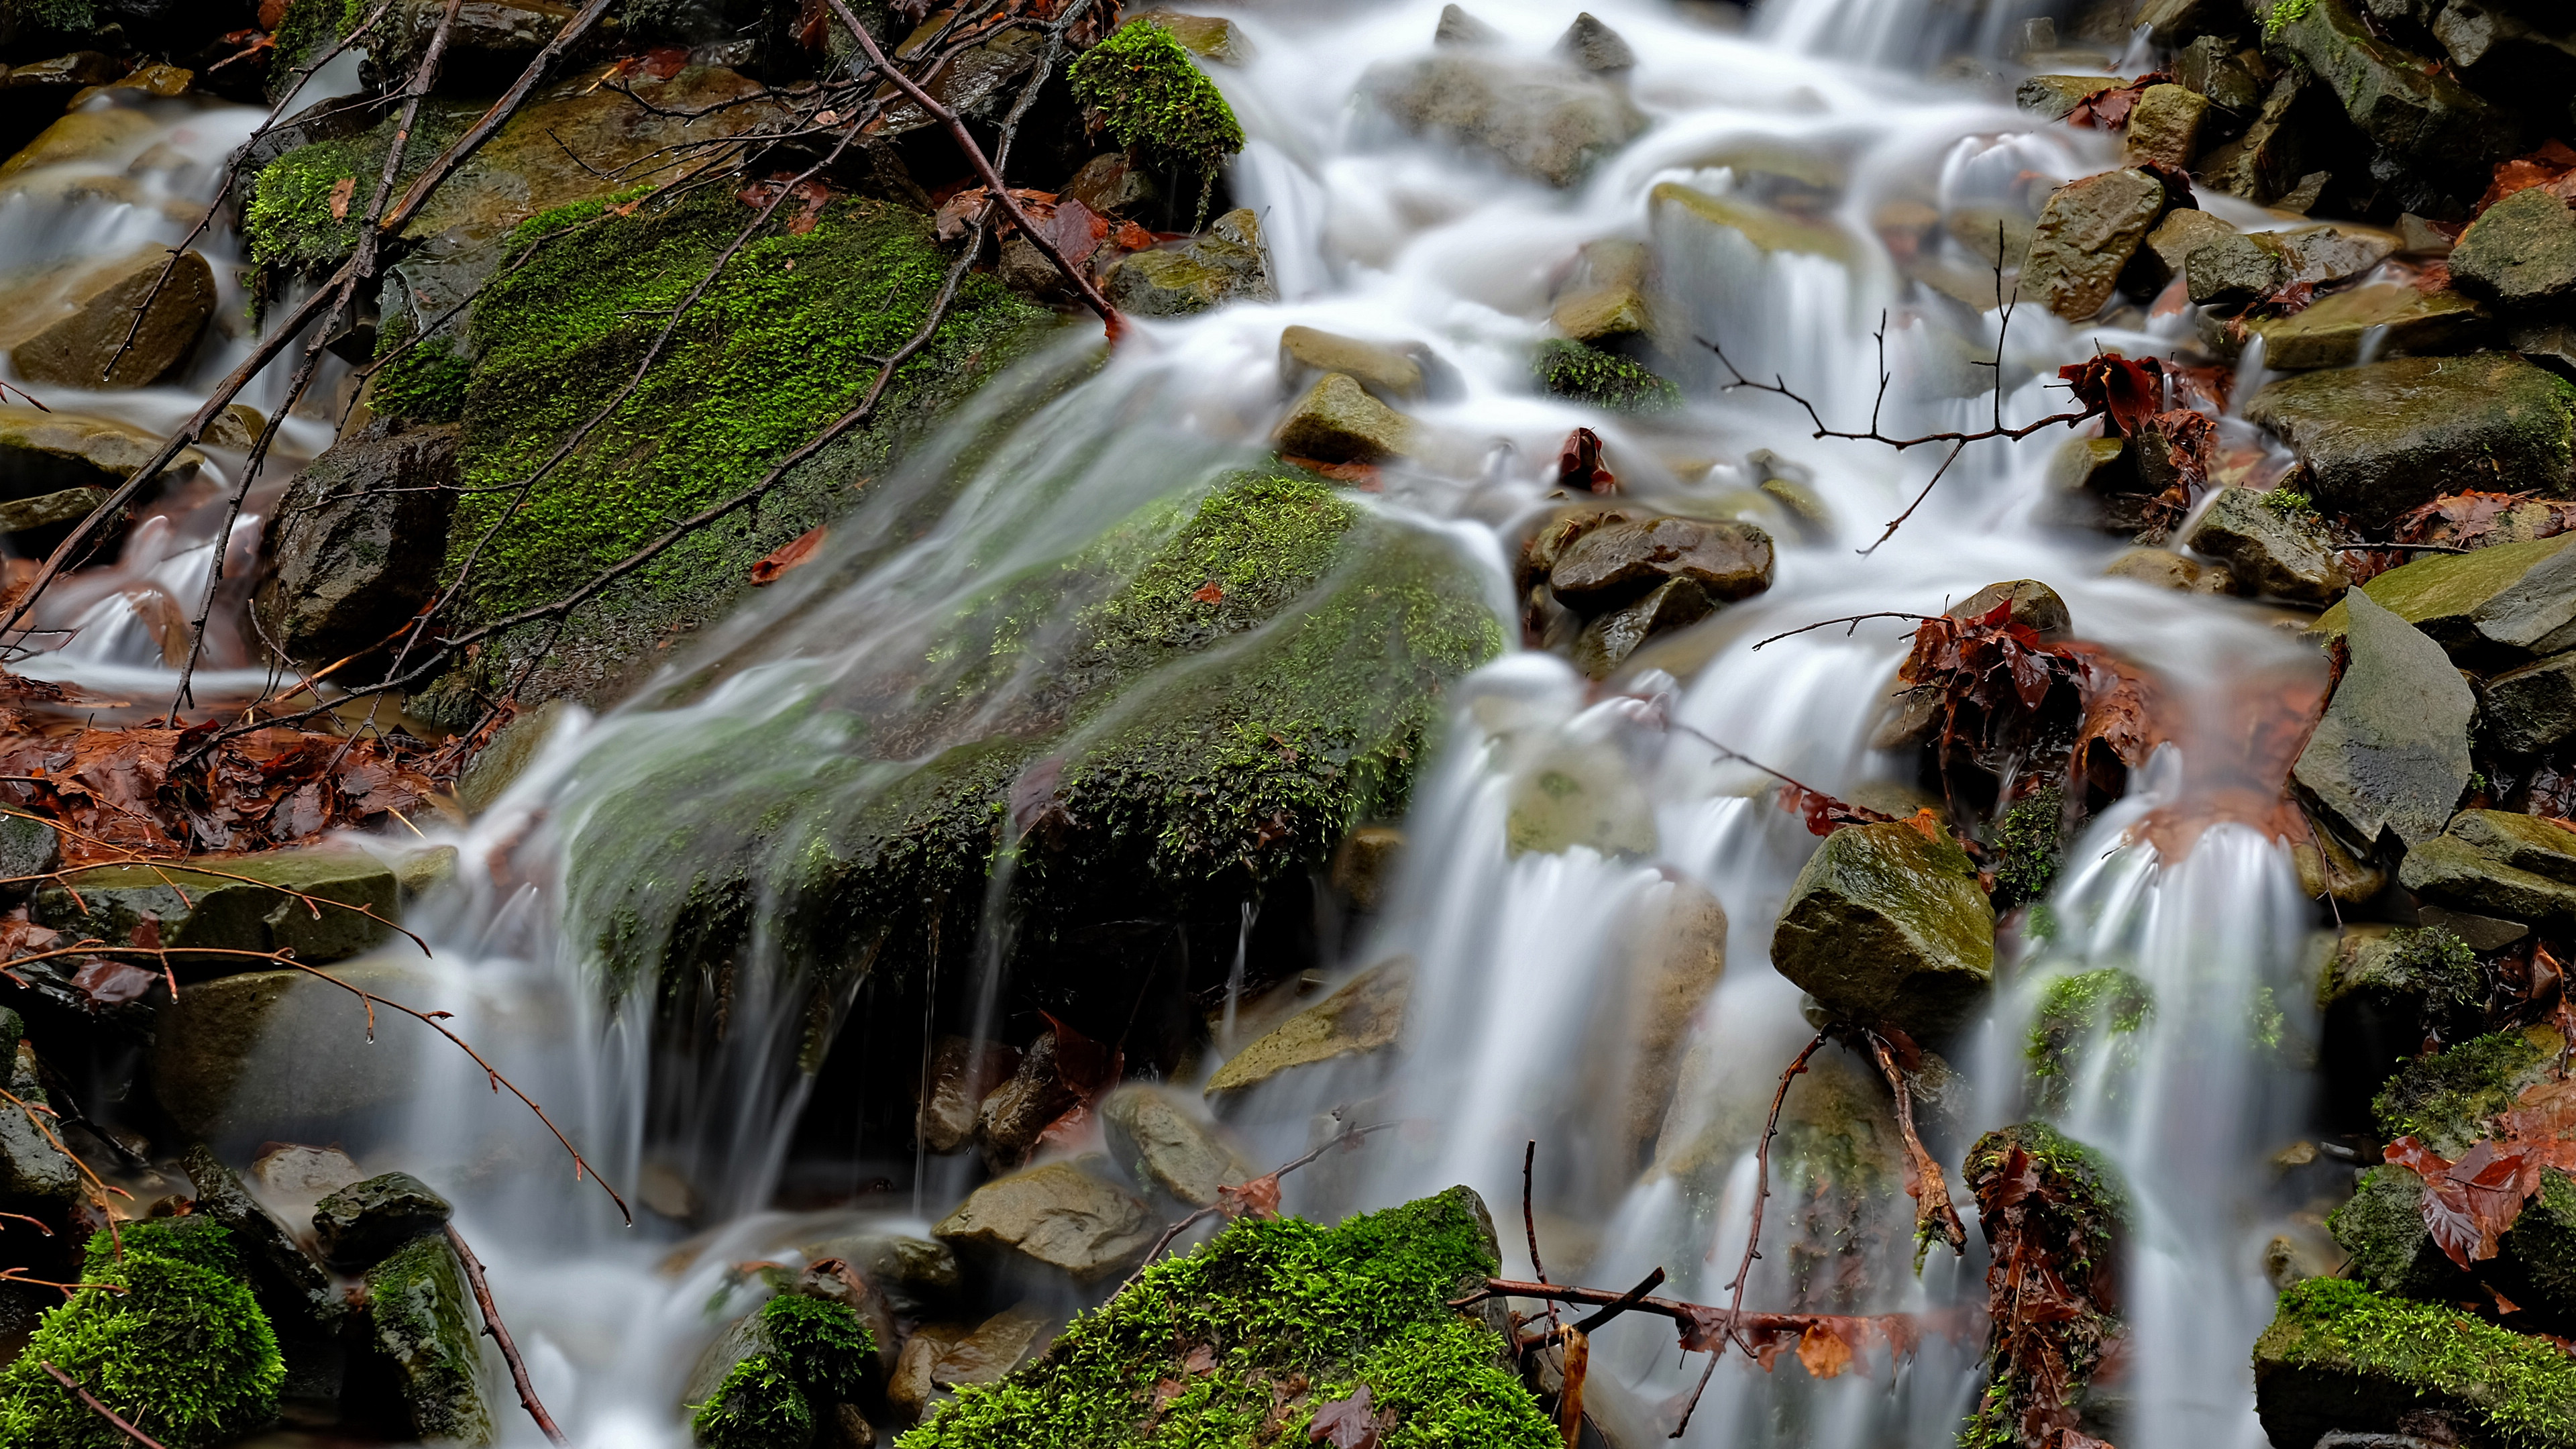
[2185,488,2351,604]
[313,1171,453,1270]
[2292,587,2474,849]
[2399,835,2576,922]
[1769,819,1995,1038]
[1099,1083,1252,1207]
[2452,184,2576,311]
[2481,651,2576,755]
[252,423,462,667]
[2186,231,2290,307]
[2243,354,2576,529]
[2021,168,2169,321]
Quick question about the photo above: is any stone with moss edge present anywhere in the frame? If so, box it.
[1275,373,1415,463]
[33,847,398,967]
[2243,354,2576,531]
[902,1185,1554,1448]
[2455,186,2576,311]
[1204,955,1411,1101]
[0,1218,283,1449]
[2255,1277,2576,1449]
[2312,533,2576,655]
[359,1232,492,1445]
[1770,819,1996,1038]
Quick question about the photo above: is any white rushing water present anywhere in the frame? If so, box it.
[1,2,2345,1446]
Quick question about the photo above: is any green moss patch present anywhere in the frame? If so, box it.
[1069,22,1243,220]
[692,1295,875,1449]
[2373,1028,2548,1153]
[1992,786,2065,910]
[0,1220,283,1449]
[2024,967,2151,1112]
[2255,1277,2576,1448]
[900,1186,1552,1449]
[1533,339,1680,413]
[243,104,476,274]
[560,462,1501,1000]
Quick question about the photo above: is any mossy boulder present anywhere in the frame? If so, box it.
[357,1231,490,1445]
[1532,339,1678,413]
[2372,1026,2555,1154]
[902,1185,1554,1448]
[2243,354,2576,529]
[688,1293,877,1449]
[2253,1277,2576,1449]
[2216,281,2491,371]
[2330,1159,2576,1328]
[557,464,1499,1012]
[423,184,1047,709]
[2455,185,2576,313]
[0,1219,284,1449]
[32,847,398,968]
[1067,20,1242,221]
[1770,819,1996,1038]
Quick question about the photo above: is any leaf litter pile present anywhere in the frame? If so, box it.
[0,672,447,863]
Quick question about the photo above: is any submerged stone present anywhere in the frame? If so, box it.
[1770,818,1996,1038]
[2294,588,2473,849]
[0,405,201,496]
[1099,1083,1250,1207]
[1571,576,1713,678]
[930,1161,1157,1282]
[1278,325,1425,401]
[1364,53,1645,187]
[1205,955,1411,1099]
[1654,181,1855,261]
[2219,282,2491,370]
[904,1187,1550,1448]
[2243,354,2576,529]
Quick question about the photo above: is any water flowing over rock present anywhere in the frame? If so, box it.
[1205,954,1411,1101]
[1363,52,1644,187]
[1769,818,1995,1038]
[0,244,211,388]
[2296,588,2475,849]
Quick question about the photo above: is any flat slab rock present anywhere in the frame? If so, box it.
[931,1161,1157,1281]
[2294,587,2474,849]
[2244,353,2576,530]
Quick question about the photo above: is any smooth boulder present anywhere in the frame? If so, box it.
[930,1161,1157,1281]
[1769,819,1996,1038]
[1098,1083,1250,1207]
[151,961,431,1148]
[2243,354,2576,529]
[313,1171,453,1271]
[1548,515,1774,611]
[1273,373,1415,462]
[2485,650,2576,755]
[0,246,214,388]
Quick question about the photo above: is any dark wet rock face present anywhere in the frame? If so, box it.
[2245,355,2576,529]
[253,424,462,668]
[2293,588,2474,849]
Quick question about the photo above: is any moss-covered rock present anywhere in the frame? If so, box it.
[359,1232,491,1445]
[423,185,1048,709]
[1532,339,1679,413]
[688,1293,877,1449]
[1770,818,1996,1038]
[1068,21,1242,223]
[1962,1123,2125,1449]
[900,1185,1553,1448]
[2024,967,2151,1114]
[0,1219,284,1449]
[2243,353,2576,530]
[32,848,398,968]
[2372,1026,2554,1154]
[559,464,1499,1006]
[2253,1277,2576,1449]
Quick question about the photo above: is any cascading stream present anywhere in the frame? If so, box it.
[0,1,2347,1446]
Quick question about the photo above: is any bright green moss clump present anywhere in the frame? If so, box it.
[451,186,1042,620]
[1991,786,2065,910]
[901,1186,1554,1449]
[2255,1277,2576,1448]
[1533,339,1680,413]
[2025,967,2151,1112]
[564,462,1501,998]
[1069,23,1244,221]
[0,1220,283,1449]
[692,1295,876,1449]
[370,332,472,425]
[242,105,473,272]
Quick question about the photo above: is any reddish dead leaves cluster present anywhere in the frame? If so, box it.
[2478,140,2576,215]
[1966,1138,2122,1449]
[737,174,833,235]
[1556,428,1615,494]
[2388,1075,2576,1273]
[932,186,1156,263]
[2062,73,2172,131]
[1671,1302,1926,1381]
[0,696,441,861]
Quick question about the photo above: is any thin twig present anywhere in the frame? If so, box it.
[1523,1139,1560,1332]
[1862,1028,1966,1257]
[38,1362,166,1449]
[1749,612,1941,651]
[380,0,621,234]
[1725,1031,1827,1350]
[447,1225,568,1444]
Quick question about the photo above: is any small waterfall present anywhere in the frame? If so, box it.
[0,1,2365,1445]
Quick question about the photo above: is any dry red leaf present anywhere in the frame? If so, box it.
[2063,73,2173,129]
[1190,580,1224,604]
[749,526,828,585]
[1557,429,1614,494]
[1775,782,1898,837]
[1797,1322,1855,1379]
[1217,1171,1283,1220]
[325,175,355,221]
[2057,356,2163,439]
[69,957,158,1006]
[2387,1135,2540,1269]
[2478,141,2576,214]
[1307,1385,1379,1448]
[1181,1343,1217,1375]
